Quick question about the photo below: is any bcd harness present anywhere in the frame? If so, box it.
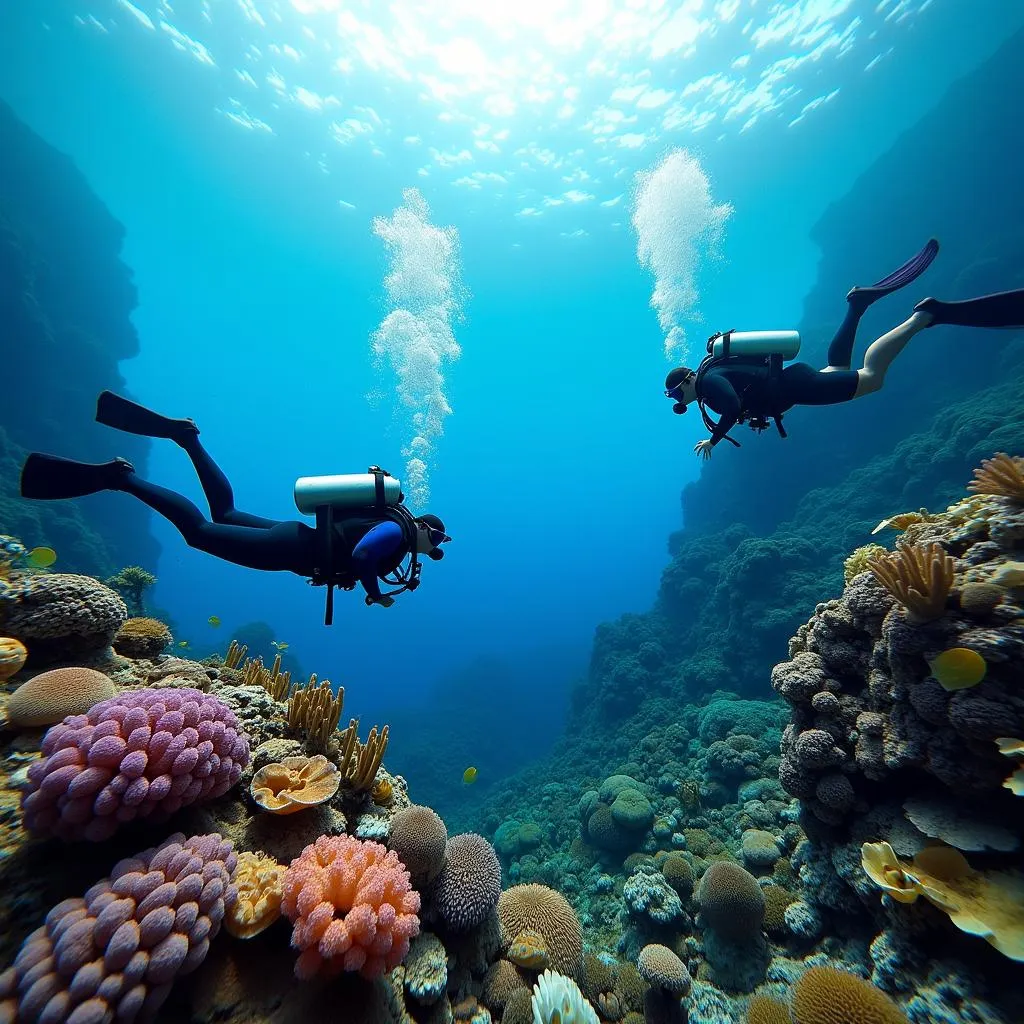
[695,329,790,448]
[308,466,422,626]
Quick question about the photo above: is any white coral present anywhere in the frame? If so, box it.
[532,968,599,1024]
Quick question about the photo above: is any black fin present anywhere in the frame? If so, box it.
[96,391,198,441]
[915,289,1024,329]
[20,454,134,500]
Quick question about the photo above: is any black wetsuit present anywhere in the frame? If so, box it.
[110,436,411,595]
[699,288,1024,445]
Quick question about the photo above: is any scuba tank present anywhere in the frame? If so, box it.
[298,466,421,626]
[294,470,401,515]
[695,329,802,446]
[709,330,800,360]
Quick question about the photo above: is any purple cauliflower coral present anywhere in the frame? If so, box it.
[22,688,250,842]
[0,832,236,1022]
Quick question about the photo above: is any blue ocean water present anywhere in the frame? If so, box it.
[1,7,1024,1015]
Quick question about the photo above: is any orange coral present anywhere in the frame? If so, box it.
[250,754,341,814]
[967,452,1024,502]
[280,835,421,979]
[225,851,287,938]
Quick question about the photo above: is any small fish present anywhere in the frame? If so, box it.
[463,766,478,785]
[208,615,221,628]
[271,641,289,652]
[26,546,57,568]
[177,640,190,650]
[929,647,986,691]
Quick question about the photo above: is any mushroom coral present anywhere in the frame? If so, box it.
[250,754,341,814]
[861,841,1024,960]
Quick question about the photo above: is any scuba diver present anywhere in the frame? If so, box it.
[664,238,1024,458]
[19,392,450,625]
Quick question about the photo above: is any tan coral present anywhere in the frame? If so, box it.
[860,842,920,904]
[7,666,116,727]
[867,540,954,623]
[967,452,1024,503]
[861,841,1024,961]
[870,509,930,535]
[507,928,550,970]
[225,851,287,938]
[250,753,341,815]
[0,638,27,683]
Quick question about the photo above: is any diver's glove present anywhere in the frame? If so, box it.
[694,439,714,460]
[366,594,395,608]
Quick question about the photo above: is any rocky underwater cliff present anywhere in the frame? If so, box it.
[0,99,158,579]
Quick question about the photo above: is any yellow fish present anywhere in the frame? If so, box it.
[463,766,478,785]
[271,641,289,652]
[177,640,190,650]
[26,546,57,568]
[929,647,986,691]
[208,615,221,628]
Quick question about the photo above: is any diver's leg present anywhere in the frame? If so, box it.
[177,434,278,528]
[852,311,933,397]
[915,289,1024,329]
[115,473,316,573]
[96,391,275,528]
[823,238,940,371]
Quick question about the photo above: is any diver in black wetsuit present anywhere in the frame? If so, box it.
[19,392,450,624]
[664,238,1024,458]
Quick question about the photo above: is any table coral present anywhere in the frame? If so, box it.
[280,834,420,980]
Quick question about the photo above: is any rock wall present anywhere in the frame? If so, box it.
[0,99,158,577]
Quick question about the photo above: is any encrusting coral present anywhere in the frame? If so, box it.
[250,753,341,815]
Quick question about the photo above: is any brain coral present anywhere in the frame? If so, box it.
[433,833,502,932]
[748,993,793,1024]
[388,804,448,885]
[7,666,117,728]
[741,829,782,867]
[22,687,250,842]
[113,617,173,659]
[0,832,236,1023]
[0,573,127,662]
[697,861,766,940]
[280,834,420,979]
[637,944,691,995]
[497,884,584,977]
[792,967,907,1024]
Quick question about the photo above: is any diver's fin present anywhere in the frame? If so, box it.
[847,238,940,308]
[20,454,135,500]
[96,391,199,442]
[915,289,1024,329]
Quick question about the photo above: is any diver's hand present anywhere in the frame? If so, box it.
[694,439,714,460]
[365,595,395,608]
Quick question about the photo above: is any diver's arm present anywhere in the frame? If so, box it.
[699,373,741,445]
[352,521,404,602]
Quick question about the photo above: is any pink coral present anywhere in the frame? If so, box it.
[281,835,421,980]
[0,833,237,1022]
[21,687,250,842]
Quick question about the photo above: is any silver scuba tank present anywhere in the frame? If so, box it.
[710,330,801,360]
[294,469,402,515]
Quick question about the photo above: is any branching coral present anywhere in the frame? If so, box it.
[867,540,955,622]
[287,677,344,750]
[104,565,156,616]
[241,652,292,702]
[338,719,389,792]
[967,452,1024,503]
